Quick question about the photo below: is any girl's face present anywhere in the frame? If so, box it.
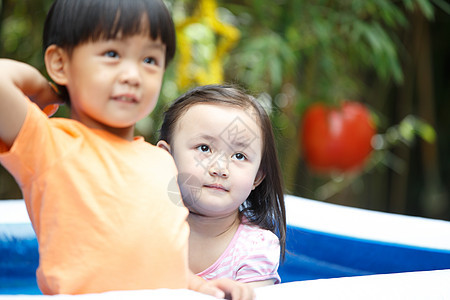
[162,103,265,218]
[56,34,166,139]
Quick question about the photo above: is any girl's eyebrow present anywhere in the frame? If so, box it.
[193,134,216,143]
[193,134,257,154]
[231,140,257,155]
[222,136,257,154]
[221,130,256,150]
[233,141,251,149]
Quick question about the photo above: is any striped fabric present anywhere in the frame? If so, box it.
[197,222,281,284]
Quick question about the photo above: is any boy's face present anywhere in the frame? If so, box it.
[167,103,264,218]
[58,34,166,138]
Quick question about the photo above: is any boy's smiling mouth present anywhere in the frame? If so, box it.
[111,94,139,103]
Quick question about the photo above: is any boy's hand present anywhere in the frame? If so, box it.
[29,81,63,116]
[188,273,255,300]
[0,59,64,146]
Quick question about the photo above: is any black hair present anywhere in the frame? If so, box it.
[159,84,286,260]
[43,0,176,103]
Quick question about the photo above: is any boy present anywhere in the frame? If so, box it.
[0,1,252,299]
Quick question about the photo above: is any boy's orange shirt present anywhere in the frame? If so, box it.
[0,100,189,294]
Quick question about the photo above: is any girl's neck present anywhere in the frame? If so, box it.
[188,210,241,238]
[187,211,242,274]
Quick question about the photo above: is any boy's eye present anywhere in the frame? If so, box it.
[232,153,246,161]
[144,57,158,65]
[104,50,119,58]
[197,145,210,153]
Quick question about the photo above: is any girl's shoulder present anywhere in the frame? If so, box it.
[230,221,281,278]
[237,221,279,249]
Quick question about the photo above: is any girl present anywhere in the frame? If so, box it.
[158,84,286,288]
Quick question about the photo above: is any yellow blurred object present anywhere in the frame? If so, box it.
[176,0,240,89]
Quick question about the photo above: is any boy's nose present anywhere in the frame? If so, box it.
[119,62,141,86]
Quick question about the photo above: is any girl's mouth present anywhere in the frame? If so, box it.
[203,184,228,192]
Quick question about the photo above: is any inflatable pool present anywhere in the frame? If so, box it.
[1,195,450,299]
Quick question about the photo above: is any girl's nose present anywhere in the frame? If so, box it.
[209,165,229,178]
[208,156,229,178]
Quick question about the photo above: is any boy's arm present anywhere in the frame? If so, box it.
[188,272,255,300]
[0,59,60,147]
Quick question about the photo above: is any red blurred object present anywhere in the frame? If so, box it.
[300,101,376,174]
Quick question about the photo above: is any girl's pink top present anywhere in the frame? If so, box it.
[196,221,281,284]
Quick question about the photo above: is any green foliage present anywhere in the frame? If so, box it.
[226,31,297,91]
[386,115,437,145]
[0,0,442,205]
[0,0,436,128]
[213,0,439,197]
[222,0,435,103]
[0,0,54,69]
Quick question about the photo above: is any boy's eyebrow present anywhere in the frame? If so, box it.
[145,42,165,51]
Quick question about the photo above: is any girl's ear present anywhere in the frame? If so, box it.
[44,45,69,85]
[157,140,172,154]
[252,170,265,190]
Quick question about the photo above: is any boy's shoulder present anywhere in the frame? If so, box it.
[139,140,178,168]
[141,140,173,158]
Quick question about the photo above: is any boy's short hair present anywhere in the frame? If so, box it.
[43,0,176,104]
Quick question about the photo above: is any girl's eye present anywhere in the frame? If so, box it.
[232,153,246,161]
[144,57,157,65]
[104,50,119,58]
[197,145,210,153]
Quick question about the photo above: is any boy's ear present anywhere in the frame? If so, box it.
[157,140,172,154]
[44,45,69,85]
[252,170,265,190]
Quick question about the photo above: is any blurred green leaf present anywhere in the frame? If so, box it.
[405,115,437,143]
[399,117,416,142]
[432,0,450,14]
[227,31,296,91]
[416,0,435,19]
[387,115,437,146]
